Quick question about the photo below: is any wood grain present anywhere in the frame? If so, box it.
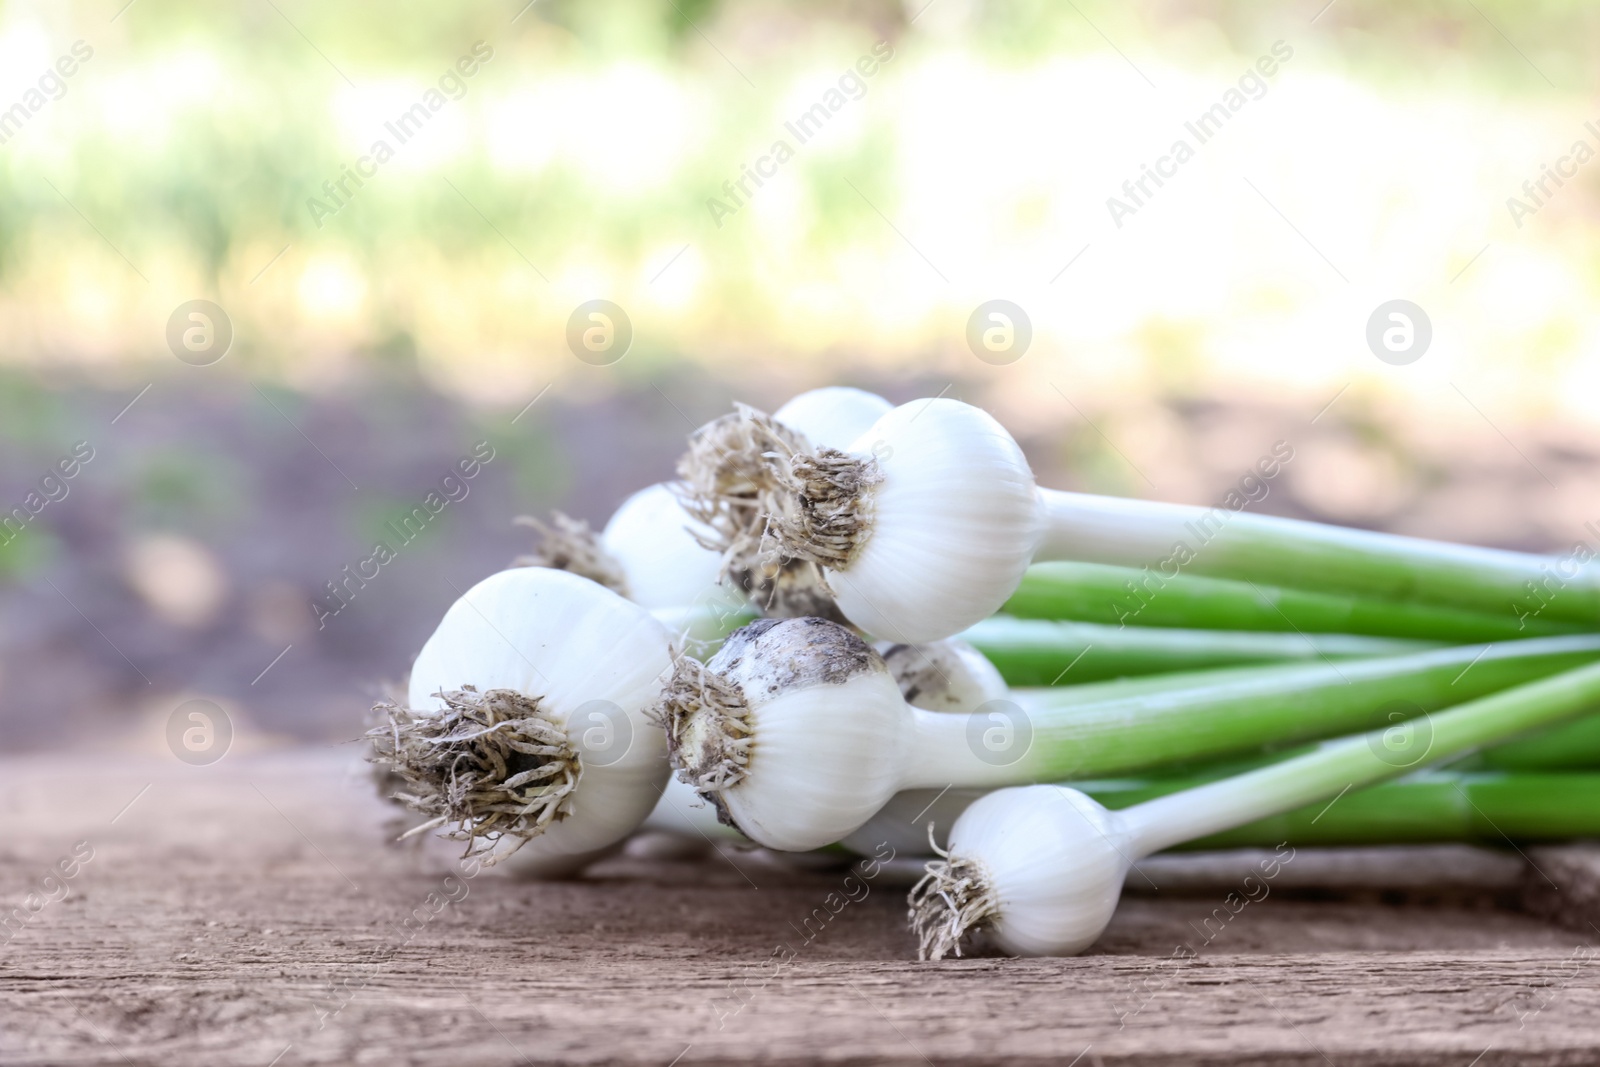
[2,751,1599,1066]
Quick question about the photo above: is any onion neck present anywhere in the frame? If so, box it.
[1034,488,1201,567]
[1119,745,1366,858]
[899,706,1038,790]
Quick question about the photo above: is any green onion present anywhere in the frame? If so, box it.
[1126,771,1600,850]
[660,618,1600,852]
[911,660,1600,958]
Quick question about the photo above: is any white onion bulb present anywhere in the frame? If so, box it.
[678,398,1045,644]
[599,483,727,609]
[673,388,896,621]
[774,386,893,451]
[657,618,1032,852]
[816,399,1043,643]
[375,567,675,878]
[913,785,1132,958]
[642,636,996,852]
[603,388,887,608]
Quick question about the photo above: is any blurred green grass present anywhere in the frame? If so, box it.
[1,0,1598,398]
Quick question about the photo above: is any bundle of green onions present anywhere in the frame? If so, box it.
[363,385,1600,958]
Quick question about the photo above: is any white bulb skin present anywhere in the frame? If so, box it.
[841,786,984,857]
[407,567,674,878]
[841,638,1008,857]
[877,637,1010,714]
[600,483,728,610]
[706,617,914,852]
[725,672,909,851]
[642,774,744,841]
[946,785,1133,957]
[831,399,1045,644]
[774,386,893,450]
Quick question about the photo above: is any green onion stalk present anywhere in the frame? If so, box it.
[1004,637,1600,783]
[1005,561,1589,643]
[1457,712,1600,772]
[1135,770,1600,850]
[962,615,1439,686]
[855,683,1600,857]
[655,601,1443,687]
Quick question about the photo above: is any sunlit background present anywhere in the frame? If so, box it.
[3,0,1597,752]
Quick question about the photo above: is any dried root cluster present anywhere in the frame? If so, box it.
[674,404,878,619]
[908,844,1001,962]
[651,656,753,827]
[367,685,580,863]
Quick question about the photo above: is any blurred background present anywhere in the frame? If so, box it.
[1,0,1597,753]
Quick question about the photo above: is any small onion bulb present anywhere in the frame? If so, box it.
[679,398,1042,643]
[371,567,674,878]
[640,636,998,852]
[518,484,728,611]
[911,785,1133,958]
[794,399,1043,643]
[669,387,892,620]
[876,637,1010,714]
[583,388,893,606]
[773,386,893,451]
[599,483,728,609]
[731,397,1600,642]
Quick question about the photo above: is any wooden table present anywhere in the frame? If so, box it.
[4,750,1599,1065]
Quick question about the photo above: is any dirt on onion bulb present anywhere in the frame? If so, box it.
[674,388,890,620]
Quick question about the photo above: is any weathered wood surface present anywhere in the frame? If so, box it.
[3,750,1600,1066]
